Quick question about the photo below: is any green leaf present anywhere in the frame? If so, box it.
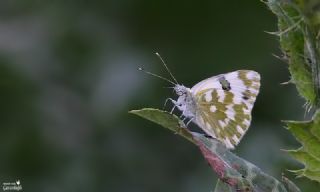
[265,0,318,105]
[214,179,235,192]
[129,108,194,143]
[130,108,300,191]
[284,110,320,182]
[265,0,320,185]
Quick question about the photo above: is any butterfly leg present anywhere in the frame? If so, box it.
[181,116,187,121]
[163,98,177,114]
[186,118,194,126]
[163,98,172,109]
[170,105,176,114]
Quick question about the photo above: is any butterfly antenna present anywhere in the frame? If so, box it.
[138,67,176,85]
[162,86,175,89]
[155,52,179,84]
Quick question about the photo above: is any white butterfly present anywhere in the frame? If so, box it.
[141,53,260,149]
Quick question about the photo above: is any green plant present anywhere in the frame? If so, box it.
[265,0,320,183]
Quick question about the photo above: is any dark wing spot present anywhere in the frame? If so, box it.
[242,95,249,100]
[204,134,213,139]
[242,90,250,100]
[219,76,231,91]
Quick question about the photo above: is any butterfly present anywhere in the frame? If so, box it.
[140,53,260,149]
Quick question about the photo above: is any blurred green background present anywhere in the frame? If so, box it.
[0,0,319,191]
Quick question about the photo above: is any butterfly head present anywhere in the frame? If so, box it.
[174,84,189,96]
[174,84,192,106]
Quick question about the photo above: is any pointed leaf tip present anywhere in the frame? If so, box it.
[129,108,194,143]
[284,110,320,183]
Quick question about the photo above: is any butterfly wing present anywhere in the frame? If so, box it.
[191,70,260,149]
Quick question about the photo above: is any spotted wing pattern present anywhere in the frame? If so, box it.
[191,70,260,149]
